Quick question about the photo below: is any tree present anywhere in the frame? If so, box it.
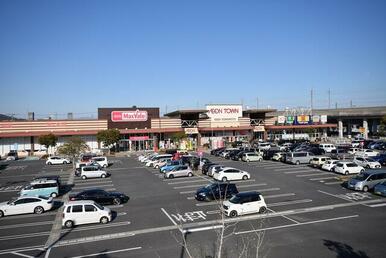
[96,129,121,154]
[38,133,58,155]
[379,115,386,136]
[57,137,88,168]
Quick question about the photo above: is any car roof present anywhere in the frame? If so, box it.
[236,191,261,197]
[66,200,96,205]
[30,179,58,184]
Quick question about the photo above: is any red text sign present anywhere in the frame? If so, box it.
[111,110,148,122]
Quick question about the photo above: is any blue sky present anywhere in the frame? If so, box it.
[1,0,385,119]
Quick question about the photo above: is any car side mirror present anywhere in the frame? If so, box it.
[10,202,15,206]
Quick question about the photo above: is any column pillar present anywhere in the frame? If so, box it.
[363,119,368,139]
[338,119,343,138]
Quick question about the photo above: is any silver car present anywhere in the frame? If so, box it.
[347,171,386,192]
[164,165,193,179]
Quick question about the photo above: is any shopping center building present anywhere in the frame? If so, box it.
[0,105,385,156]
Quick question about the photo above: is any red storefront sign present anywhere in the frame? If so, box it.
[129,136,150,141]
[111,110,148,122]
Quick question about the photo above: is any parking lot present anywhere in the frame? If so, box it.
[0,154,385,258]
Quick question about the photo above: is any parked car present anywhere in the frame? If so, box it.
[62,200,112,228]
[0,196,53,217]
[242,152,263,162]
[208,165,225,177]
[20,179,59,198]
[222,191,267,217]
[347,170,386,192]
[286,152,315,165]
[69,189,129,205]
[348,148,360,155]
[153,157,172,169]
[355,149,379,158]
[330,149,351,160]
[321,160,340,172]
[201,162,218,175]
[6,151,19,161]
[33,175,62,187]
[374,181,386,197]
[334,162,364,175]
[46,156,71,165]
[213,167,251,182]
[319,143,336,153]
[160,160,183,173]
[310,156,332,168]
[80,166,108,180]
[210,147,225,156]
[164,165,193,179]
[272,152,285,162]
[353,157,382,169]
[373,154,386,166]
[195,183,239,201]
[91,156,109,168]
[257,142,271,151]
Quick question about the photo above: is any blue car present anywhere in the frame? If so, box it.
[160,160,183,173]
[373,154,386,166]
[374,181,386,197]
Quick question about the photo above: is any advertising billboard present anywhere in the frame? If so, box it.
[286,116,295,124]
[111,110,148,122]
[277,116,286,124]
[320,115,328,124]
[296,115,310,124]
[206,105,243,122]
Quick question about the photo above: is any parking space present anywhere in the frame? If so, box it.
[0,153,385,258]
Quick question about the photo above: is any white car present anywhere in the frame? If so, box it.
[310,156,331,168]
[0,196,53,217]
[154,157,172,169]
[213,167,251,182]
[208,165,225,177]
[353,157,381,169]
[242,152,262,162]
[80,166,108,179]
[46,156,71,165]
[321,160,340,172]
[62,200,112,228]
[272,152,285,161]
[348,148,360,155]
[355,149,379,158]
[91,156,108,168]
[164,165,193,179]
[222,191,267,217]
[257,142,271,150]
[334,162,365,175]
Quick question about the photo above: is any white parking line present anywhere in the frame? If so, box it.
[234,215,359,235]
[325,181,343,185]
[274,166,311,171]
[72,184,114,190]
[367,203,386,208]
[0,220,53,230]
[173,180,256,189]
[74,180,113,185]
[241,187,280,192]
[268,199,312,207]
[309,176,338,181]
[161,208,177,226]
[284,170,317,174]
[167,179,210,185]
[264,193,296,199]
[296,172,331,177]
[180,190,196,194]
[61,220,130,233]
[69,247,142,258]
[12,251,35,258]
[237,183,268,189]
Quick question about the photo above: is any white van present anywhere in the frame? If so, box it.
[319,143,336,153]
[62,200,112,228]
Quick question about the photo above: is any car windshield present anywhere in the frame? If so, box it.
[366,158,375,162]
[229,195,241,204]
[94,202,104,210]
[204,184,215,190]
[353,173,369,181]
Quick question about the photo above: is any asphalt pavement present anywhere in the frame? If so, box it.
[0,155,385,258]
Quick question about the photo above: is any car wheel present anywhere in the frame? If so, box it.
[51,192,58,197]
[63,161,66,164]
[242,175,248,180]
[81,175,87,180]
[366,165,370,169]
[169,174,174,179]
[246,159,250,162]
[259,206,267,213]
[0,210,4,218]
[229,210,237,218]
[113,198,121,205]
[296,160,300,165]
[100,216,109,224]
[222,177,228,182]
[345,171,349,175]
[363,186,369,192]
[64,220,74,228]
[360,169,365,173]
[101,174,106,178]
[188,172,193,177]
[47,162,52,165]
[34,206,44,214]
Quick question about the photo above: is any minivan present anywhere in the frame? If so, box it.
[319,144,336,153]
[286,152,315,165]
[62,200,112,228]
[20,179,59,198]
[347,170,386,192]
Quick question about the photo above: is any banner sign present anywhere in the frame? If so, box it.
[129,136,149,141]
[320,115,328,124]
[286,116,295,124]
[277,116,286,124]
[111,110,148,122]
[312,115,320,123]
[296,115,310,124]
[206,105,242,122]
[253,126,265,132]
[184,128,199,134]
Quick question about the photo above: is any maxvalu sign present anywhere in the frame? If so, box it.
[111,110,148,122]
[206,105,243,122]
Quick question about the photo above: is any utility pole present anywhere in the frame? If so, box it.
[328,89,331,109]
[256,97,259,109]
[310,89,314,114]
[335,102,338,109]
[350,100,353,108]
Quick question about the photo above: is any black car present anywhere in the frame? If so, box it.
[69,189,129,205]
[202,162,218,175]
[195,183,238,201]
[210,147,226,155]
